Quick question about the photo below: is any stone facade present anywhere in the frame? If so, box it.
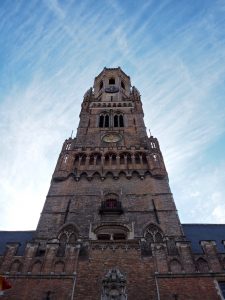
[0,67,225,299]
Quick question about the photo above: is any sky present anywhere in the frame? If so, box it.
[0,0,225,230]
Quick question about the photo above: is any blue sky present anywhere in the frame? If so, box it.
[1,0,225,230]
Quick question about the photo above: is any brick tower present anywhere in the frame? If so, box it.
[35,67,185,298]
[1,67,225,300]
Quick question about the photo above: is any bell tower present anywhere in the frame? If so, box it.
[35,67,185,299]
[1,67,225,300]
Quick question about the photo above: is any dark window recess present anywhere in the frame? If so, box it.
[99,200,123,215]
[99,81,103,90]
[36,248,45,257]
[119,115,124,127]
[113,233,126,240]
[98,234,111,240]
[99,115,104,127]
[105,115,109,127]
[114,115,119,127]
[219,282,225,297]
[109,78,115,85]
[121,81,125,89]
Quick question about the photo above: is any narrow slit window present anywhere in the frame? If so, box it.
[114,115,119,127]
[99,115,104,128]
[105,115,109,127]
[119,115,124,127]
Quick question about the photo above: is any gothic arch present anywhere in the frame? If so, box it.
[196,257,209,272]
[131,170,141,178]
[104,152,117,167]
[57,223,80,238]
[143,223,164,243]
[79,172,88,180]
[92,171,101,180]
[10,259,23,273]
[54,260,65,273]
[105,171,114,179]
[144,171,151,177]
[118,171,128,179]
[57,223,79,257]
[169,259,182,273]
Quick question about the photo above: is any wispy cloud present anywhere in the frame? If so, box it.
[0,0,225,229]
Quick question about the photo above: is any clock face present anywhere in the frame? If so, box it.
[102,133,122,143]
[105,86,119,93]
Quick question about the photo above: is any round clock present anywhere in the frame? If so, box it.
[102,133,122,143]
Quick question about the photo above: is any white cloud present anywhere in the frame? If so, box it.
[1,0,225,229]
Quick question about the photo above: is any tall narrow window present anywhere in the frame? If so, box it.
[119,115,124,127]
[114,115,119,127]
[121,81,125,89]
[105,115,109,127]
[99,115,104,128]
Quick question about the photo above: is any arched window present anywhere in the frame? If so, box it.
[119,115,124,127]
[113,113,124,127]
[142,153,148,164]
[96,153,101,165]
[127,153,132,165]
[57,225,78,257]
[144,224,164,243]
[105,115,109,127]
[114,115,119,127]
[89,155,95,165]
[111,153,117,165]
[121,81,125,89]
[99,114,110,128]
[135,153,141,164]
[109,78,115,85]
[99,115,104,128]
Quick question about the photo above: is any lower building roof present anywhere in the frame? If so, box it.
[0,224,224,255]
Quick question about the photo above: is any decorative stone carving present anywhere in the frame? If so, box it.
[101,268,127,300]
